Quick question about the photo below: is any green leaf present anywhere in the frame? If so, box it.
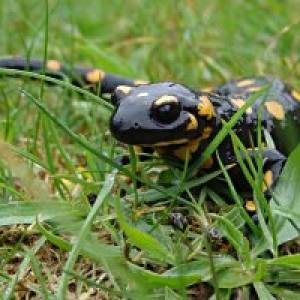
[268,253,300,267]
[216,267,255,288]
[115,197,173,263]
[266,269,300,284]
[57,171,116,300]
[3,238,46,300]
[214,215,251,266]
[134,169,223,203]
[128,255,237,289]
[37,222,149,296]
[267,285,300,300]
[0,201,85,226]
[253,282,276,300]
[253,144,300,255]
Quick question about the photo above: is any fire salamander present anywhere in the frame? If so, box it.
[1,57,300,194]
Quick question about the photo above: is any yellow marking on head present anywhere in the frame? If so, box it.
[231,98,245,108]
[202,126,213,139]
[262,170,273,192]
[46,60,61,72]
[173,138,201,161]
[245,200,256,212]
[202,156,214,169]
[86,69,105,83]
[264,101,285,120]
[137,92,149,97]
[231,98,253,114]
[291,90,300,102]
[154,95,178,106]
[202,86,213,92]
[236,79,256,88]
[247,86,262,93]
[116,85,132,94]
[186,114,198,131]
[134,80,149,85]
[198,95,215,119]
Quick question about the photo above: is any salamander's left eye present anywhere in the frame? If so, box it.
[151,100,181,124]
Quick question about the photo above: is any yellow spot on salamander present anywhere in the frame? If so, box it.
[46,60,61,72]
[150,138,188,147]
[173,138,201,160]
[86,69,105,83]
[202,86,213,92]
[264,101,285,120]
[134,80,149,85]
[154,95,178,106]
[202,126,213,139]
[198,95,215,119]
[202,156,214,169]
[245,200,256,212]
[116,85,132,94]
[137,92,149,97]
[262,170,273,191]
[291,90,300,102]
[173,127,214,160]
[236,79,256,88]
[189,138,202,153]
[231,98,253,114]
[186,114,198,131]
[247,86,262,92]
[173,147,189,161]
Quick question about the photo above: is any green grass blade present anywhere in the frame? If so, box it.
[21,89,128,174]
[56,171,116,300]
[189,86,270,176]
[0,68,113,110]
[3,237,46,300]
[253,282,276,300]
[115,196,173,263]
[253,144,300,255]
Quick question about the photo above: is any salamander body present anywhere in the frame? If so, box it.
[1,57,299,190]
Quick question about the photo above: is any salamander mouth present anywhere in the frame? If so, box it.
[141,138,190,147]
[111,128,199,146]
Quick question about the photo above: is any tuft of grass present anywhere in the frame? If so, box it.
[0,1,300,299]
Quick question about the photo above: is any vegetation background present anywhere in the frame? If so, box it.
[0,0,300,299]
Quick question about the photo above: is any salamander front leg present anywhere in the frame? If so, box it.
[114,147,154,166]
[225,148,286,194]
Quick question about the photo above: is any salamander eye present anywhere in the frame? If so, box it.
[151,100,181,124]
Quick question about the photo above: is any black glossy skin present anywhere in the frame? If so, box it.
[215,77,300,156]
[111,77,300,164]
[110,82,206,145]
[0,57,136,94]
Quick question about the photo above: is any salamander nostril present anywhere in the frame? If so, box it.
[110,116,123,132]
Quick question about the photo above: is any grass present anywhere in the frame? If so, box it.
[0,0,300,299]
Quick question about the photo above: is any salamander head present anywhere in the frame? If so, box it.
[110,82,214,146]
